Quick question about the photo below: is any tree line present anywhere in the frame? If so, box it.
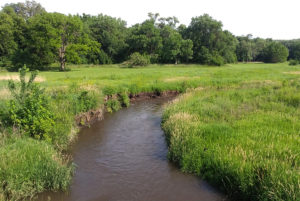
[0,1,299,71]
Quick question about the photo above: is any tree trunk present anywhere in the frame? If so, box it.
[59,43,66,71]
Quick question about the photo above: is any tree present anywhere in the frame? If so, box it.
[85,14,128,63]
[262,41,289,63]
[127,15,162,61]
[219,30,238,63]
[251,37,266,61]
[159,26,182,63]
[3,0,45,20]
[236,35,253,62]
[65,36,101,64]
[13,13,83,70]
[185,14,237,65]
[55,14,83,70]
[159,25,193,64]
[289,41,300,61]
[0,11,17,64]
[180,39,193,62]
[65,44,89,64]
[157,16,179,29]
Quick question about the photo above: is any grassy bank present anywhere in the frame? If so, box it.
[0,134,73,201]
[162,81,300,200]
[0,63,300,200]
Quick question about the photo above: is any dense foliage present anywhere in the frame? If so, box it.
[125,52,151,67]
[181,14,238,65]
[0,1,296,70]
[1,66,55,140]
[261,42,289,63]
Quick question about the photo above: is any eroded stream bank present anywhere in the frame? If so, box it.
[38,97,226,201]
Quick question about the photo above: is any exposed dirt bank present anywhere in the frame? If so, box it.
[75,91,179,127]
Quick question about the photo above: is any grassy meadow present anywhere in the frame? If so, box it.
[0,63,299,200]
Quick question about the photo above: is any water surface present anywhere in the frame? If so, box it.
[38,97,226,201]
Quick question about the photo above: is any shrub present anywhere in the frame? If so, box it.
[125,52,150,67]
[289,59,299,66]
[2,66,55,141]
[209,53,224,66]
[98,51,112,64]
[106,99,121,113]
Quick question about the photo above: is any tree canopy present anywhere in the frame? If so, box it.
[0,1,298,70]
[183,14,237,65]
[261,41,289,63]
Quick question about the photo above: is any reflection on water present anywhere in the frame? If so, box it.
[38,97,226,201]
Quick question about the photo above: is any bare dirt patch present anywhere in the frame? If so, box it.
[283,71,300,75]
[80,84,98,92]
[164,76,200,82]
[0,75,45,82]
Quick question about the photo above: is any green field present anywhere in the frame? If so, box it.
[1,63,300,97]
[0,63,300,200]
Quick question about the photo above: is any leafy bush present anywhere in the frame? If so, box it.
[98,51,112,64]
[106,99,121,113]
[125,52,150,67]
[289,59,299,66]
[2,66,55,141]
[208,53,224,66]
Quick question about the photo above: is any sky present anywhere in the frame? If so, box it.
[1,0,300,40]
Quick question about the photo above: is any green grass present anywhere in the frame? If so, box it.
[162,79,300,200]
[1,63,299,95]
[0,134,73,201]
[0,62,300,200]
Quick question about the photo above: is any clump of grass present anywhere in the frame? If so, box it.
[119,92,130,107]
[106,99,121,113]
[67,83,100,114]
[162,81,300,201]
[102,86,117,96]
[0,136,73,201]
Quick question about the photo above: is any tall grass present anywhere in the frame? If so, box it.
[162,80,300,201]
[0,135,73,201]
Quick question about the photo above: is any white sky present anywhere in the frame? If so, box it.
[1,0,300,40]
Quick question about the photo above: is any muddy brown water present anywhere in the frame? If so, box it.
[38,97,226,201]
